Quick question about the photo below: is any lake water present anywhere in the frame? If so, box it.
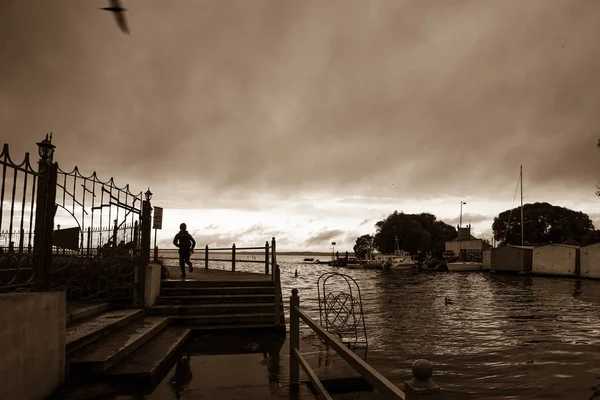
[155,253,600,399]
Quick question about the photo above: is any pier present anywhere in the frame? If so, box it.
[0,137,446,399]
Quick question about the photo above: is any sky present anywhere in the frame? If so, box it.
[2,0,600,251]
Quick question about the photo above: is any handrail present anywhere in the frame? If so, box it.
[289,289,443,400]
[153,237,277,276]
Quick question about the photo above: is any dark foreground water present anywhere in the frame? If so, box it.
[65,254,600,399]
[149,254,600,399]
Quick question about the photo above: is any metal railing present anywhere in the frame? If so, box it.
[289,289,444,400]
[154,237,278,276]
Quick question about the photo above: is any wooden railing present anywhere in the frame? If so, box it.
[289,289,444,400]
[273,264,283,329]
[154,237,277,275]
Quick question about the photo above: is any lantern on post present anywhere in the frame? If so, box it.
[36,133,55,163]
[145,188,153,202]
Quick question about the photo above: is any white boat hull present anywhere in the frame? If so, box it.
[390,263,417,270]
[447,262,483,272]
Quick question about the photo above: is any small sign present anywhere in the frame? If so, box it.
[153,207,163,230]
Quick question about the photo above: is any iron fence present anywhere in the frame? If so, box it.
[0,135,152,305]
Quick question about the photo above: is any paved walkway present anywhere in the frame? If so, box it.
[163,263,272,281]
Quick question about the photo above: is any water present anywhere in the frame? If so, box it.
[157,254,600,399]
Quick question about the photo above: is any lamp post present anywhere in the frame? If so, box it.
[331,241,336,262]
[458,201,466,260]
[34,133,57,291]
[36,133,56,164]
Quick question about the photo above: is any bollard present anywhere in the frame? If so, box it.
[289,288,300,390]
[404,359,442,399]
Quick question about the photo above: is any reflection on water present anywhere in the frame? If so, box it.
[167,353,192,399]
[159,255,600,399]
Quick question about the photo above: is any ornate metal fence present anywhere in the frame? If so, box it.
[0,135,152,305]
[0,144,41,291]
[50,160,146,302]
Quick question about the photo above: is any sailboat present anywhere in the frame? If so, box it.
[388,235,417,270]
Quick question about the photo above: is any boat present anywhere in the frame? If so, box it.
[303,257,314,262]
[382,236,417,270]
[448,199,483,272]
[446,261,483,272]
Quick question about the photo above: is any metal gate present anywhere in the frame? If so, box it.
[0,135,152,305]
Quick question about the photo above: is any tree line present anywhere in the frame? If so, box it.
[354,203,600,260]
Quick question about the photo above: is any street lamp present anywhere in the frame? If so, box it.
[145,188,152,202]
[331,241,336,261]
[36,133,55,163]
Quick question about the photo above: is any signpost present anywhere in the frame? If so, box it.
[153,207,163,262]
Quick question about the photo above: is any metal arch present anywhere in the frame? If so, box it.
[316,271,368,348]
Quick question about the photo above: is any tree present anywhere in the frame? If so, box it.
[371,211,457,258]
[353,234,374,260]
[492,202,595,246]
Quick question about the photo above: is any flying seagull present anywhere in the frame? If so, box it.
[101,0,129,34]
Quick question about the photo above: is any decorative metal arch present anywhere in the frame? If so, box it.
[317,271,368,348]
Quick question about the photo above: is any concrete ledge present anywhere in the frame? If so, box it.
[145,264,162,308]
[0,292,66,400]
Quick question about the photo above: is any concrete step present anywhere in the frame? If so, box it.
[106,326,191,382]
[148,303,275,316]
[66,309,144,355]
[173,313,283,326]
[161,279,274,288]
[156,293,276,305]
[161,286,275,297]
[69,317,169,375]
[185,324,286,335]
[67,303,111,326]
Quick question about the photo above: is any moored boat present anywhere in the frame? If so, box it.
[446,261,483,272]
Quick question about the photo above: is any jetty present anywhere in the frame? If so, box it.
[1,136,446,400]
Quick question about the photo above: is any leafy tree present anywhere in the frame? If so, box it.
[492,202,595,246]
[371,211,457,258]
[353,234,374,260]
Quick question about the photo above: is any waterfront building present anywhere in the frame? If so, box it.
[532,244,580,277]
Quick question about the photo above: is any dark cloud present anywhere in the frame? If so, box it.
[304,229,344,247]
[1,0,600,207]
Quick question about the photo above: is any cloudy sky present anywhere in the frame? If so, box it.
[2,0,600,251]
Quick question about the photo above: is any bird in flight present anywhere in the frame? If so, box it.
[101,0,130,34]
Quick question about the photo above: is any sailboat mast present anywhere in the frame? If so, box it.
[520,165,524,247]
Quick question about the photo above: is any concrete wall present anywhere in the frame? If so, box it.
[581,243,600,279]
[532,244,579,277]
[0,292,66,400]
[145,263,162,307]
[483,249,492,270]
[491,246,533,272]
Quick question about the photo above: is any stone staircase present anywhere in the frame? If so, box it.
[149,279,286,334]
[62,278,285,384]
[65,303,190,384]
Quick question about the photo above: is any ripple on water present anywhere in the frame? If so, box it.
[162,255,600,399]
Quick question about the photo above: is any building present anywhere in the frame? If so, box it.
[580,242,600,279]
[490,245,534,273]
[444,225,492,261]
[532,244,580,277]
[482,249,492,270]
